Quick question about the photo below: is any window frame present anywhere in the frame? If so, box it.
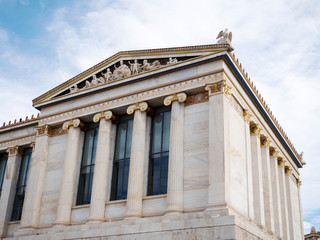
[0,152,8,197]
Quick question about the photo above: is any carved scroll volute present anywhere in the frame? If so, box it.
[250,123,262,136]
[164,92,187,106]
[93,110,116,123]
[127,102,149,115]
[243,109,252,123]
[269,147,279,158]
[35,124,52,137]
[260,135,271,148]
[62,119,86,131]
[277,157,286,168]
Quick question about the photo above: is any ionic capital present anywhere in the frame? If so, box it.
[205,80,232,97]
[260,136,271,148]
[6,146,23,157]
[269,147,279,158]
[93,110,116,123]
[127,102,149,115]
[250,123,262,136]
[243,109,252,123]
[35,124,52,137]
[285,165,293,176]
[62,119,86,131]
[30,142,36,152]
[164,92,187,106]
[277,157,286,168]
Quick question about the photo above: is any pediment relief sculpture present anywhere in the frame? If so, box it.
[67,57,181,95]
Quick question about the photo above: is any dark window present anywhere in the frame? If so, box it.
[147,107,171,196]
[0,152,8,197]
[11,147,32,221]
[110,115,133,201]
[76,122,99,205]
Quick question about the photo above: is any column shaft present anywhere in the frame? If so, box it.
[285,173,294,240]
[88,118,112,222]
[0,150,21,237]
[166,100,184,213]
[126,109,147,217]
[55,125,83,225]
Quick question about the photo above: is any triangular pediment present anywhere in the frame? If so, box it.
[33,43,232,109]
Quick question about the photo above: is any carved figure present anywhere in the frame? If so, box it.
[92,75,104,85]
[129,59,141,75]
[140,59,161,72]
[70,85,78,93]
[113,60,131,80]
[167,57,178,64]
[103,68,114,82]
[216,29,232,44]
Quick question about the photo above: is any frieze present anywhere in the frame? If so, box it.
[39,72,224,126]
[51,127,68,137]
[0,135,36,151]
[185,92,209,106]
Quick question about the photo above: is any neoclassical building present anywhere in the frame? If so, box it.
[0,34,304,239]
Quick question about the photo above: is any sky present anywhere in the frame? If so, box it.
[0,0,319,234]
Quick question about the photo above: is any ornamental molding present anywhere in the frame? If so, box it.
[250,123,262,136]
[163,92,187,106]
[35,124,52,137]
[62,119,86,131]
[6,146,23,157]
[277,158,286,168]
[243,109,252,123]
[127,102,149,115]
[39,72,224,126]
[296,179,302,187]
[269,147,279,158]
[260,136,271,148]
[205,80,232,97]
[0,135,36,151]
[93,110,116,123]
[285,165,293,176]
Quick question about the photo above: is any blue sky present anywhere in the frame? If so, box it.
[0,0,319,234]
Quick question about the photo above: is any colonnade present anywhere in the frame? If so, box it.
[54,92,187,225]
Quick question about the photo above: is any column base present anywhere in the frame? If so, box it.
[86,217,105,223]
[165,206,183,215]
[14,227,35,238]
[205,202,233,216]
[54,221,70,227]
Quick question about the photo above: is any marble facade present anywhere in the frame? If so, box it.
[0,41,304,239]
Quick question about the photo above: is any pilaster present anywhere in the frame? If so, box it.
[249,123,265,227]
[0,146,22,237]
[260,135,275,232]
[55,119,85,225]
[278,157,290,239]
[87,111,115,222]
[243,109,254,220]
[163,92,186,213]
[205,80,232,214]
[20,125,52,230]
[126,102,148,218]
[269,147,283,238]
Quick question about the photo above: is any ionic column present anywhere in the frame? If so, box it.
[0,146,22,237]
[278,157,290,239]
[126,102,148,218]
[205,80,232,213]
[260,136,274,232]
[20,125,51,229]
[269,148,283,238]
[87,111,115,222]
[284,165,294,240]
[163,92,187,213]
[55,119,85,225]
[249,123,265,227]
[243,110,254,220]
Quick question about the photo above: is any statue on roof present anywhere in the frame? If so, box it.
[216,29,232,44]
